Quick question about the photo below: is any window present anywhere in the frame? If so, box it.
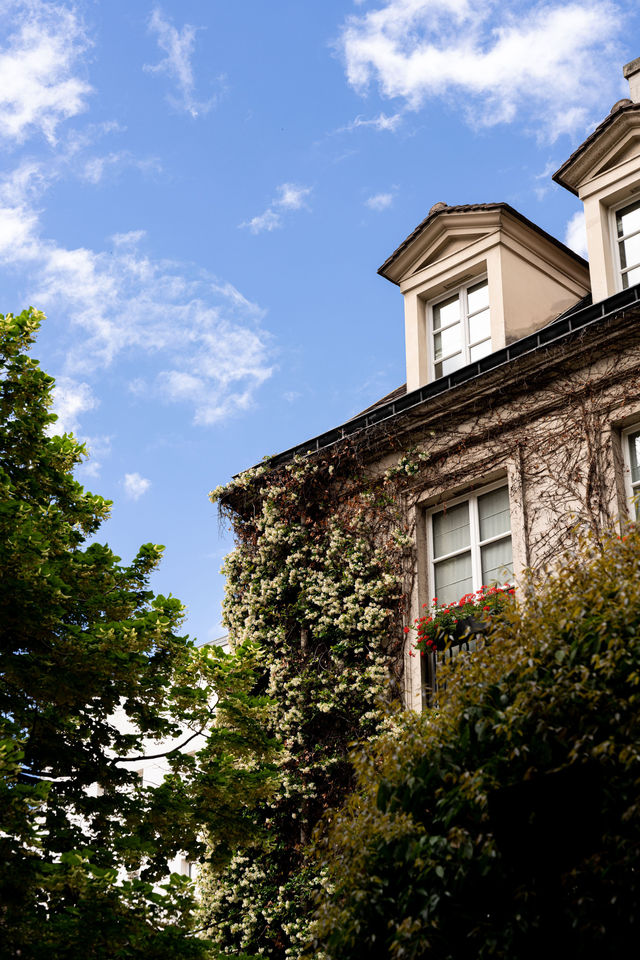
[429,484,513,606]
[624,427,640,519]
[615,199,640,289]
[431,278,491,379]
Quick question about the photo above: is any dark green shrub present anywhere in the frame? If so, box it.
[311,528,640,959]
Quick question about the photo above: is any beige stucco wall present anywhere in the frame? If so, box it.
[380,337,640,711]
[500,244,588,342]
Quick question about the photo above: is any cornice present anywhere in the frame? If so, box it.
[553,103,640,195]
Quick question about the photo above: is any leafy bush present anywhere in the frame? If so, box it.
[311,528,640,960]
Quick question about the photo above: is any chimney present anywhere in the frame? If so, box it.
[623,56,640,103]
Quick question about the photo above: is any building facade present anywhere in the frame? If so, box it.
[233,59,640,712]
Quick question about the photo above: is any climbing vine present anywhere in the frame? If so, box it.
[199,450,413,959]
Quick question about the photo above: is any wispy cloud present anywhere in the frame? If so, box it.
[123,472,151,500]
[0,1,91,144]
[337,0,621,141]
[565,210,588,259]
[339,112,403,133]
[144,7,215,118]
[80,152,162,185]
[365,191,394,211]
[48,376,97,436]
[77,434,111,480]
[243,208,282,234]
[240,182,312,234]
[0,168,273,428]
[533,159,559,200]
[276,183,312,210]
[47,375,112,479]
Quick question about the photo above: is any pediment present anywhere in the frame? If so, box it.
[411,231,488,275]
[554,105,640,194]
[589,129,640,178]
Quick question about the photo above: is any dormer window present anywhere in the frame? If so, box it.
[378,203,590,391]
[616,198,640,289]
[431,278,491,379]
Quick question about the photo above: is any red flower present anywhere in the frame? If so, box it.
[403,626,410,634]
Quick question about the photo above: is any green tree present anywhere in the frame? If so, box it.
[310,528,640,959]
[0,308,277,959]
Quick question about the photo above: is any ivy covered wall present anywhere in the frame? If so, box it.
[200,451,413,958]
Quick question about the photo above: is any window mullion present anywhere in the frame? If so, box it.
[462,287,470,364]
[469,495,481,590]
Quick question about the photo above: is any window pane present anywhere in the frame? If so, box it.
[467,280,489,314]
[617,200,640,238]
[619,233,640,270]
[435,353,463,378]
[434,552,473,606]
[434,323,462,361]
[469,308,490,344]
[629,431,640,485]
[622,264,640,288]
[433,295,460,331]
[433,501,470,558]
[470,339,492,362]
[478,486,510,540]
[481,536,513,585]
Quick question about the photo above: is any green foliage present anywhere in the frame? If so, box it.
[202,456,409,958]
[0,309,276,959]
[311,528,640,959]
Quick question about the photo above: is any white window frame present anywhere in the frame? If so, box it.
[428,275,490,381]
[611,194,640,292]
[426,480,513,608]
[621,424,640,519]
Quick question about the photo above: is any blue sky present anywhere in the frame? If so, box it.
[1,0,639,643]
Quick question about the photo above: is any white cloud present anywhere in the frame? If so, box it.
[533,160,559,200]
[145,8,214,118]
[337,0,621,141]
[112,230,148,248]
[365,191,394,211]
[77,434,112,479]
[47,376,97,436]
[243,208,282,234]
[0,166,273,425]
[81,152,162,185]
[123,472,151,500]
[340,111,403,133]
[240,182,312,234]
[0,1,91,144]
[565,210,589,259]
[276,183,312,210]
